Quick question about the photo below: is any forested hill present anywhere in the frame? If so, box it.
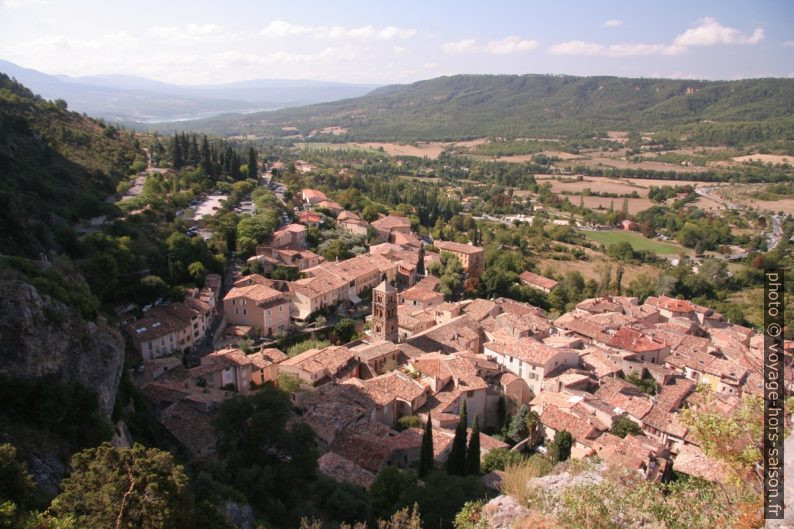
[183,74,794,141]
[0,74,141,257]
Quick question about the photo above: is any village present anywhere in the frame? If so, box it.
[119,186,793,492]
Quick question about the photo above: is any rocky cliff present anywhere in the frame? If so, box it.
[0,279,124,418]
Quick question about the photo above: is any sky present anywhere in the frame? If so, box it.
[1,0,793,85]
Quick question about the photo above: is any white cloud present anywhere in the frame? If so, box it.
[186,23,221,36]
[7,31,138,52]
[147,24,234,43]
[258,20,415,40]
[442,39,478,53]
[602,19,622,28]
[673,17,763,46]
[549,17,759,58]
[548,40,684,56]
[485,36,538,54]
[393,46,407,56]
[783,40,794,47]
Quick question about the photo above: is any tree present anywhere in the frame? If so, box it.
[615,264,625,294]
[446,401,468,475]
[247,147,258,180]
[419,416,434,478]
[416,245,425,277]
[333,318,357,344]
[496,396,507,430]
[370,466,418,521]
[526,410,541,449]
[548,430,573,464]
[481,448,525,473]
[506,404,530,443]
[212,386,318,522]
[171,133,183,170]
[51,443,194,529]
[610,416,644,438]
[465,415,480,476]
[187,261,206,285]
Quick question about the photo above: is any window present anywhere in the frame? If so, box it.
[243,309,247,316]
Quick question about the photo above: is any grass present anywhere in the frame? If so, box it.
[582,230,684,255]
[499,455,553,505]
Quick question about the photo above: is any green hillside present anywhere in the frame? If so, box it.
[183,74,794,142]
[0,74,142,257]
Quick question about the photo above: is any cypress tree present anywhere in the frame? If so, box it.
[248,147,258,180]
[418,415,434,478]
[189,135,200,166]
[496,395,506,430]
[200,136,212,176]
[416,245,425,277]
[171,133,183,169]
[445,401,467,475]
[465,415,480,476]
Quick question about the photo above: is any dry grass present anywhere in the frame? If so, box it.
[500,458,549,505]
[536,256,663,284]
[732,154,793,165]
[511,511,559,529]
[579,196,655,214]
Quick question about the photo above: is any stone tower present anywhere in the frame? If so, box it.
[372,280,398,342]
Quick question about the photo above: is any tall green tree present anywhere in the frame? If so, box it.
[171,133,183,170]
[496,395,507,431]
[526,410,541,449]
[507,404,530,443]
[247,147,258,180]
[446,401,467,475]
[548,430,573,464]
[418,415,434,478]
[51,443,195,529]
[465,415,480,476]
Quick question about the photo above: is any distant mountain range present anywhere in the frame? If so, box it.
[178,73,794,141]
[0,59,379,124]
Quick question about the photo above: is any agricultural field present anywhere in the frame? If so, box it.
[582,230,686,255]
[536,256,659,284]
[579,196,655,214]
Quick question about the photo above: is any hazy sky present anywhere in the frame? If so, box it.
[1,0,793,85]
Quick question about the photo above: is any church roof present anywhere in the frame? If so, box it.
[374,280,396,293]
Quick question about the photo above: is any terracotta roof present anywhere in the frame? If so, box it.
[597,433,657,470]
[435,240,483,255]
[642,404,688,439]
[540,404,604,442]
[160,401,217,457]
[462,299,499,321]
[371,214,411,230]
[298,211,323,223]
[607,328,667,354]
[302,188,327,203]
[223,284,283,304]
[485,337,571,367]
[519,271,559,290]
[316,200,343,211]
[337,210,362,222]
[344,371,427,407]
[649,295,696,313]
[318,452,376,489]
[554,314,612,343]
[576,297,622,314]
[280,346,356,376]
[674,443,730,483]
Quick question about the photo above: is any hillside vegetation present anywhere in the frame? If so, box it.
[0,73,141,257]
[184,74,794,142]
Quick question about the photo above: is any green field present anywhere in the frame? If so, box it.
[583,230,685,254]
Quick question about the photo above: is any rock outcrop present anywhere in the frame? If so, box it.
[0,280,125,418]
